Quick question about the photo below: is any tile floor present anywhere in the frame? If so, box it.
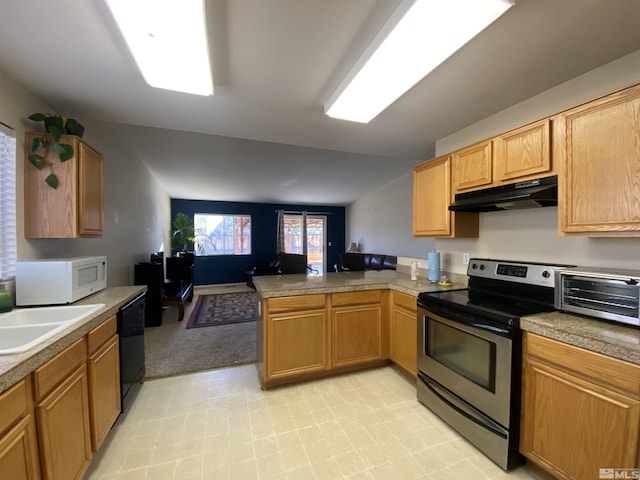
[86,365,541,480]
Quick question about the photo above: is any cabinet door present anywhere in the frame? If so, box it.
[24,133,78,238]
[88,335,121,452]
[413,156,452,236]
[36,364,92,480]
[521,356,640,479]
[332,305,382,367]
[0,378,40,480]
[390,293,417,377]
[452,140,492,192]
[267,310,328,379]
[24,133,104,238]
[557,84,640,235]
[413,156,478,238]
[493,118,551,184]
[521,333,640,480]
[0,416,40,480]
[78,142,103,235]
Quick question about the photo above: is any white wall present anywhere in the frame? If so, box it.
[0,67,170,287]
[435,49,640,273]
[347,169,435,257]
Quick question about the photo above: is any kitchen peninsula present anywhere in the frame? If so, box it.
[253,270,466,389]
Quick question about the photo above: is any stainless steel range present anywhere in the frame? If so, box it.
[416,259,574,470]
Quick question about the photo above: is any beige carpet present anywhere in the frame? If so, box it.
[144,283,257,378]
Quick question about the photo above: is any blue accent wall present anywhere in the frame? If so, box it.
[171,199,346,285]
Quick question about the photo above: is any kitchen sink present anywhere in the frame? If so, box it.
[0,304,105,355]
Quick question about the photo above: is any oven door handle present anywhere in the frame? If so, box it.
[419,374,508,439]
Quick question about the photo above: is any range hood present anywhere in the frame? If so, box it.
[449,175,558,212]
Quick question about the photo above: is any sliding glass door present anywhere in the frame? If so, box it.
[283,214,326,274]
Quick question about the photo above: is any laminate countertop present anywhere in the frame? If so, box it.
[254,271,640,366]
[0,286,145,394]
[520,312,640,366]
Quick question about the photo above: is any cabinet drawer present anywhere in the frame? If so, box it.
[392,291,416,311]
[332,290,382,307]
[524,332,640,397]
[267,294,325,313]
[87,316,117,355]
[33,337,87,401]
[0,379,30,435]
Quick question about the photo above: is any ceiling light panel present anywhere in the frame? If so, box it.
[106,0,213,96]
[325,0,514,123]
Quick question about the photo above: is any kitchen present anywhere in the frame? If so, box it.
[1,1,640,479]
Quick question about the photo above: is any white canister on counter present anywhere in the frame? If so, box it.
[428,249,440,282]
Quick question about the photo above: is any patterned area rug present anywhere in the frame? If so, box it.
[186,291,258,329]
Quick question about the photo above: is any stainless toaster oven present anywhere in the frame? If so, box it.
[555,267,640,327]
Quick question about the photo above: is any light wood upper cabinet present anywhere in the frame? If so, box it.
[521,332,640,480]
[451,140,493,192]
[452,119,553,194]
[413,156,479,238]
[25,133,103,238]
[493,118,551,183]
[556,84,640,236]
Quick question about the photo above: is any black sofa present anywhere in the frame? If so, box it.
[334,253,397,272]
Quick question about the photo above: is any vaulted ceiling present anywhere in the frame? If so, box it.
[2,0,639,204]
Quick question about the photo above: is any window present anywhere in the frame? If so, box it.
[0,122,17,283]
[194,214,251,256]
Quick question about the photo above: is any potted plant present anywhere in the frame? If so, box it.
[171,212,195,254]
[27,113,85,189]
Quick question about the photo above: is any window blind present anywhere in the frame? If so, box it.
[0,122,17,281]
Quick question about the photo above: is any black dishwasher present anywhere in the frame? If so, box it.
[117,292,146,411]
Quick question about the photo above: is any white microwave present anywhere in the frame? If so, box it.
[16,256,107,306]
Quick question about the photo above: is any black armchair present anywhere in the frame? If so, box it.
[245,252,318,288]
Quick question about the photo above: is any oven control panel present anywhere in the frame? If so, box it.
[496,264,527,278]
[468,259,575,287]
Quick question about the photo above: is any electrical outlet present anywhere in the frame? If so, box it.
[463,253,470,265]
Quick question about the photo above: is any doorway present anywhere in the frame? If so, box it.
[283,214,326,274]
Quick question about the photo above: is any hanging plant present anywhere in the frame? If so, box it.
[27,113,84,189]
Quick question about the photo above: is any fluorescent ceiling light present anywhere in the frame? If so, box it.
[325,0,514,123]
[106,0,213,96]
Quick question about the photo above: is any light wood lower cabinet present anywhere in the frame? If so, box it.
[260,290,392,388]
[0,378,40,480]
[390,291,417,377]
[521,332,640,480]
[34,338,92,480]
[264,294,329,384]
[87,316,121,452]
[332,290,383,367]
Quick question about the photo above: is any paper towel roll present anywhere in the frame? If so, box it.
[428,249,440,282]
